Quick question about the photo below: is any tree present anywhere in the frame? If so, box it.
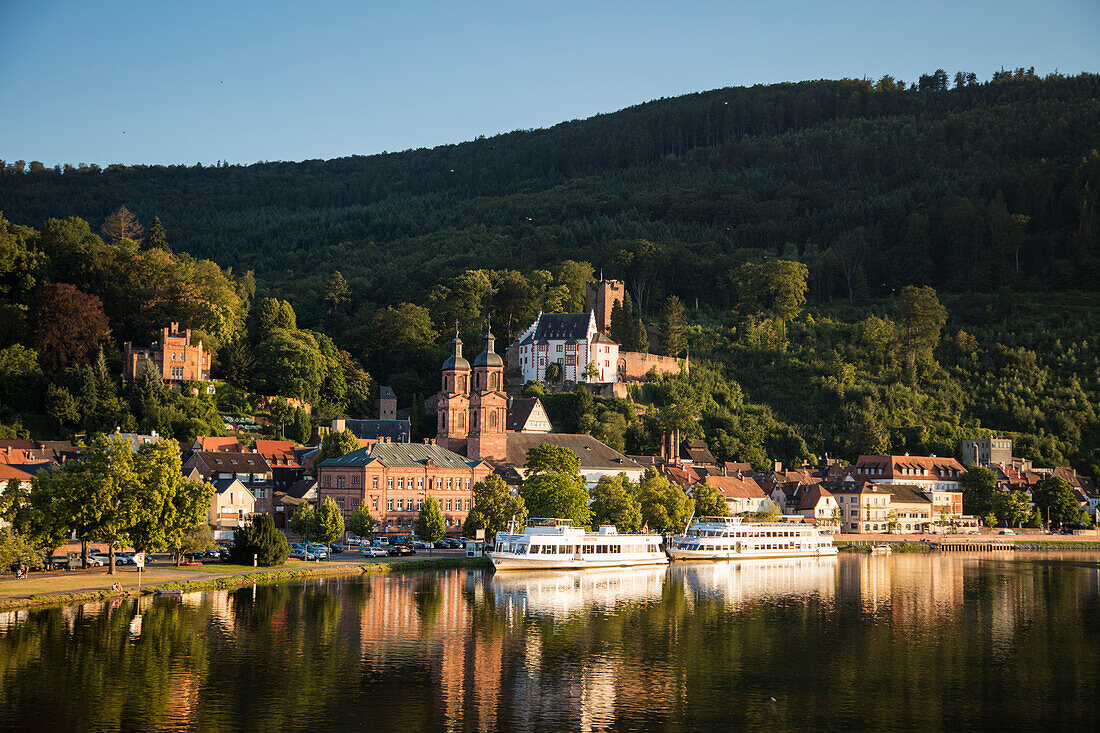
[960,466,997,518]
[230,513,289,566]
[318,430,361,461]
[179,524,216,560]
[520,472,591,527]
[992,490,1031,527]
[612,239,666,314]
[254,328,325,403]
[756,501,782,523]
[369,303,437,365]
[545,361,563,384]
[0,528,44,570]
[289,501,314,537]
[464,474,527,542]
[147,216,169,250]
[638,469,694,533]
[414,496,446,552]
[1032,477,1081,526]
[692,483,730,517]
[323,270,351,323]
[346,502,376,540]
[830,228,867,304]
[309,496,345,545]
[886,509,899,533]
[45,383,79,429]
[57,434,139,573]
[830,506,842,529]
[609,292,635,347]
[590,474,643,532]
[554,260,594,312]
[896,286,948,369]
[525,443,582,476]
[28,283,109,371]
[584,361,600,381]
[633,319,649,354]
[520,445,590,526]
[130,440,213,564]
[288,407,312,445]
[660,296,686,357]
[101,205,144,244]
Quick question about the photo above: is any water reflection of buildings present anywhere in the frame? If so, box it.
[673,557,838,608]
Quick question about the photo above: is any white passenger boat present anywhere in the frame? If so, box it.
[668,516,837,561]
[489,518,669,570]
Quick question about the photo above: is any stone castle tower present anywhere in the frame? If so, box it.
[584,278,625,333]
[436,332,470,453]
[436,326,507,462]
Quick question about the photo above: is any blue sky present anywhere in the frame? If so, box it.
[1,0,1097,166]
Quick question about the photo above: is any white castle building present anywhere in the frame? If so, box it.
[514,312,619,384]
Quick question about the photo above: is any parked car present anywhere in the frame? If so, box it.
[329,543,345,553]
[413,540,432,550]
[433,540,450,549]
[306,544,329,560]
[364,546,388,558]
[998,529,1016,535]
[444,539,463,549]
[86,550,113,566]
[387,545,416,557]
[289,548,316,561]
[114,552,136,565]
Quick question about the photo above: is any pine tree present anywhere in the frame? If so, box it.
[231,513,289,566]
[309,496,345,544]
[633,318,649,354]
[147,216,169,250]
[660,295,686,357]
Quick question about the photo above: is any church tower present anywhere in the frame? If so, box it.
[467,325,508,461]
[436,329,470,453]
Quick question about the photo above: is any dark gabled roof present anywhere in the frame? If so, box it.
[883,483,934,504]
[286,477,318,499]
[507,397,549,432]
[211,477,250,495]
[194,451,272,473]
[319,442,479,470]
[343,419,410,442]
[504,433,643,472]
[379,386,397,400]
[681,439,716,465]
[531,313,592,341]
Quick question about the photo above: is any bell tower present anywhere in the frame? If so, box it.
[467,324,508,461]
[436,325,470,453]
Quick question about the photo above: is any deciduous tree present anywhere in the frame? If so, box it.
[28,283,109,371]
[638,469,694,533]
[692,483,731,517]
[414,496,446,552]
[589,473,642,532]
[465,474,527,541]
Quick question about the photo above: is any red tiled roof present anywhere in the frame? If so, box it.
[704,474,766,499]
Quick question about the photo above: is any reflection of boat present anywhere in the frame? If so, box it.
[154,588,183,596]
[492,566,669,617]
[673,556,838,605]
[668,516,837,561]
[870,545,891,555]
[490,518,668,570]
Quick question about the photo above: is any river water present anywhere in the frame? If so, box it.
[0,553,1097,732]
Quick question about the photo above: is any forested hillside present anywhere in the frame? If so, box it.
[0,69,1097,475]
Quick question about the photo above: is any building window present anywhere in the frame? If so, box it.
[465,499,471,511]
[372,497,379,510]
[373,477,379,490]
[387,499,393,511]
[557,345,563,352]
[388,477,394,489]
[417,499,424,511]
[398,477,405,490]
[465,478,470,491]
[417,477,423,490]
[337,476,345,490]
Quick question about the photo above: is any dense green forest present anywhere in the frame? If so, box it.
[0,69,1097,475]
